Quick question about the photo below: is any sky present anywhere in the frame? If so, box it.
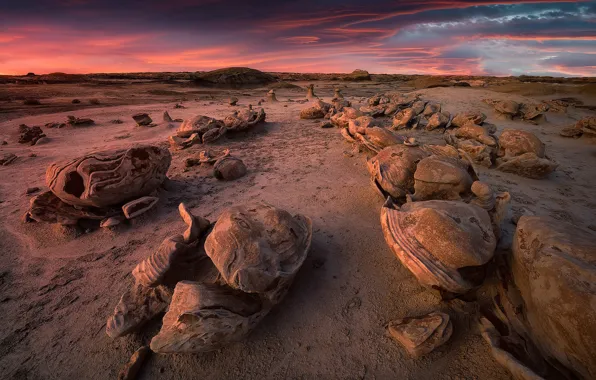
[0,0,595,76]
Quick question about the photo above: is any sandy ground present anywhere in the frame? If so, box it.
[0,80,594,379]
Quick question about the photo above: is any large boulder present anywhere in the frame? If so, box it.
[508,217,596,379]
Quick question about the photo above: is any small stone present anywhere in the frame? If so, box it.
[111,119,124,124]
[100,216,125,228]
[34,136,50,145]
[560,127,583,138]
[320,121,333,128]
[28,153,37,157]
[229,97,238,106]
[122,196,159,219]
[26,187,40,195]
[132,113,153,126]
[118,346,150,380]
[213,157,247,180]
[0,153,17,166]
[1,140,7,145]
[163,111,174,123]
[67,116,95,126]
[388,312,453,358]
[72,99,81,104]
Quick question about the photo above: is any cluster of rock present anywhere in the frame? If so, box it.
[169,106,266,150]
[106,201,313,354]
[560,116,596,139]
[483,99,547,124]
[25,145,171,226]
[18,124,46,145]
[328,90,594,379]
[185,149,248,181]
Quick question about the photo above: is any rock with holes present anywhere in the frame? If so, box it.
[18,125,45,145]
[412,156,477,201]
[106,282,173,338]
[46,145,171,208]
[150,282,267,353]
[177,115,226,139]
[388,311,453,357]
[122,196,159,219]
[204,202,312,304]
[380,198,496,295]
[367,144,430,200]
[213,156,247,180]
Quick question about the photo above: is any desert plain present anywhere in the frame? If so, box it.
[0,69,595,379]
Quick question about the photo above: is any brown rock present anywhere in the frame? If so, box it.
[132,113,153,126]
[451,112,486,128]
[497,129,545,158]
[496,153,557,179]
[122,196,159,219]
[118,346,150,380]
[412,156,476,201]
[388,312,453,357]
[213,156,247,180]
[0,153,17,166]
[46,145,171,208]
[28,191,117,225]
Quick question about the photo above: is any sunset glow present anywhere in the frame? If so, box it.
[0,0,594,76]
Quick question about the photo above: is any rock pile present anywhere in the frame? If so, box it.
[483,99,547,124]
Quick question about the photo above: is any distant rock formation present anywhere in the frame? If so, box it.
[193,67,277,88]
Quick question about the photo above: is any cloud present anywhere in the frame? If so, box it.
[0,0,594,75]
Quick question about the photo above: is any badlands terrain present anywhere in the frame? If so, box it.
[0,69,595,379]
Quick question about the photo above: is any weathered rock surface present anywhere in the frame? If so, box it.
[213,156,247,180]
[388,312,453,357]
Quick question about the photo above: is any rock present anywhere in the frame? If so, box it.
[410,100,427,115]
[320,121,333,128]
[575,116,596,136]
[204,202,312,303]
[267,90,278,102]
[100,216,125,228]
[496,153,558,179]
[66,116,94,126]
[454,122,496,146]
[213,157,247,180]
[451,112,486,128]
[34,136,50,145]
[106,282,173,339]
[333,88,344,100]
[367,144,430,200]
[422,103,441,118]
[72,99,81,104]
[111,119,124,124]
[46,145,171,208]
[388,312,453,357]
[497,129,545,158]
[228,97,238,106]
[300,105,325,119]
[560,127,583,138]
[26,187,40,195]
[306,84,317,100]
[380,199,496,295]
[45,122,65,129]
[169,134,201,150]
[177,115,226,140]
[505,217,596,379]
[163,111,173,122]
[455,139,494,168]
[132,113,153,126]
[28,191,118,225]
[223,106,266,131]
[426,112,450,130]
[412,156,476,201]
[122,196,159,219]
[392,108,416,129]
[0,153,17,166]
[150,282,266,353]
[23,98,41,105]
[117,346,150,380]
[18,125,45,145]
[355,127,405,153]
[494,100,519,117]
[519,103,546,123]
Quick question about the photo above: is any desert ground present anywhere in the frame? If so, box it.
[0,73,594,379]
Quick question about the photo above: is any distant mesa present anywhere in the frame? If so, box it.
[345,69,371,81]
[193,67,277,88]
